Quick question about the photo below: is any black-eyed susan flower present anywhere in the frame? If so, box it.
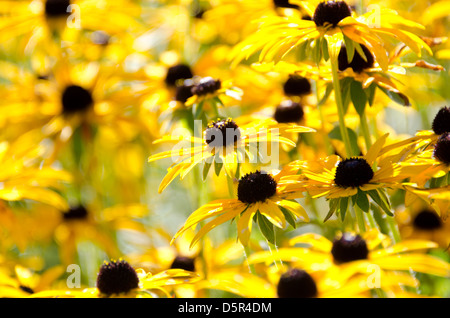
[390,132,450,189]
[148,117,315,192]
[183,76,244,119]
[210,261,417,298]
[0,264,65,298]
[0,133,71,210]
[380,106,450,162]
[171,169,309,247]
[0,57,149,158]
[247,229,450,295]
[282,133,405,220]
[0,0,143,54]
[31,258,200,298]
[396,203,450,250]
[230,0,432,71]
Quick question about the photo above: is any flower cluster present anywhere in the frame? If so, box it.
[0,0,449,300]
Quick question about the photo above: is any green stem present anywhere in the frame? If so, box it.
[360,112,373,150]
[354,205,367,233]
[226,174,235,199]
[267,236,285,273]
[243,244,257,275]
[386,215,401,243]
[313,81,334,154]
[330,57,353,158]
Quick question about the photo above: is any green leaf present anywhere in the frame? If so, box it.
[257,212,276,244]
[366,82,377,106]
[356,189,370,212]
[339,197,349,222]
[354,42,368,62]
[324,198,339,222]
[202,161,212,180]
[193,100,205,119]
[279,205,297,229]
[370,203,390,235]
[312,38,323,65]
[318,83,334,106]
[322,37,329,61]
[328,125,360,156]
[378,86,410,107]
[343,35,355,63]
[214,159,223,176]
[367,189,393,216]
[350,80,367,116]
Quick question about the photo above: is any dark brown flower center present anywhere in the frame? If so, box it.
[170,256,196,272]
[277,268,318,298]
[273,0,299,9]
[338,43,375,73]
[205,118,241,148]
[165,64,194,87]
[331,233,369,264]
[283,75,312,96]
[237,171,277,204]
[191,77,221,96]
[45,0,71,18]
[175,81,195,103]
[313,1,352,27]
[334,158,374,188]
[431,106,450,135]
[434,132,450,164]
[96,260,139,296]
[413,209,443,230]
[62,205,89,221]
[61,85,93,115]
[274,100,305,123]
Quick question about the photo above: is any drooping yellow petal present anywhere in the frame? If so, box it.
[277,199,309,222]
[289,233,333,252]
[234,204,257,246]
[365,133,388,166]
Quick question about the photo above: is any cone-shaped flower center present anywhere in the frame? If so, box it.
[170,256,196,272]
[191,77,221,96]
[205,118,241,148]
[96,260,139,296]
[165,64,194,87]
[431,106,450,135]
[274,100,304,123]
[45,0,71,18]
[313,1,352,27]
[273,0,299,9]
[277,268,318,298]
[334,158,374,188]
[413,209,443,230]
[338,43,375,73]
[237,171,277,204]
[175,81,194,103]
[434,132,450,164]
[61,85,93,115]
[62,205,89,221]
[283,75,312,96]
[331,233,369,264]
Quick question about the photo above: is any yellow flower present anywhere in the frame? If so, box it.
[0,133,71,210]
[148,116,314,192]
[282,133,404,219]
[0,264,65,298]
[396,202,450,250]
[30,258,200,298]
[248,229,450,296]
[230,0,431,71]
[171,169,309,247]
[0,58,148,156]
[0,0,143,54]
